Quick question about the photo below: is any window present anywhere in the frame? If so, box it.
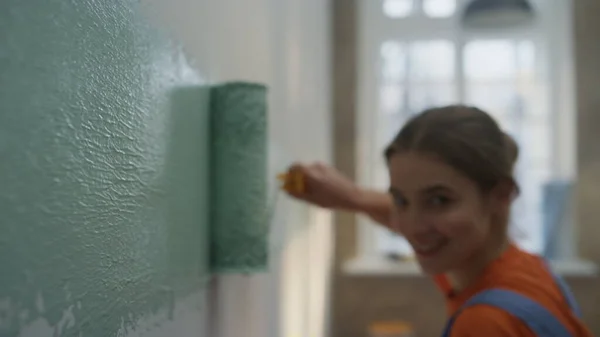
[357,0,576,261]
[423,0,457,18]
[383,0,414,18]
[378,40,457,147]
[464,39,549,252]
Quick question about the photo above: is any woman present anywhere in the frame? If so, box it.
[283,106,593,337]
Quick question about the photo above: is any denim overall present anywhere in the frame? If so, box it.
[441,262,582,337]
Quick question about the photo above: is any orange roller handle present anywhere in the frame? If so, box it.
[277,171,305,194]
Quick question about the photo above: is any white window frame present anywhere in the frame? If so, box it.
[349,0,597,276]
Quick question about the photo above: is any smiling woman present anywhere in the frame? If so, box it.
[284,105,594,337]
[383,105,518,275]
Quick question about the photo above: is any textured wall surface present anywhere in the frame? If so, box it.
[0,0,210,336]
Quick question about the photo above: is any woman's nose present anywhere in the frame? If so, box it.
[405,210,436,235]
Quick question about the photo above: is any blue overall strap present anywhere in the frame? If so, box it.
[542,260,582,318]
[441,289,572,337]
[551,272,582,317]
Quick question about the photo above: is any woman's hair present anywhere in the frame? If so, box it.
[385,105,519,194]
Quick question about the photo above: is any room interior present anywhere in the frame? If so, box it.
[331,1,600,336]
[1,1,598,337]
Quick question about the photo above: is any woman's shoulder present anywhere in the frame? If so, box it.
[449,245,588,337]
[479,244,554,290]
[449,305,534,337]
[436,244,566,316]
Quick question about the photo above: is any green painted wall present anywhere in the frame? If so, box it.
[0,0,210,336]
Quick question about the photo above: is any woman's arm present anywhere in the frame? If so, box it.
[352,187,394,228]
[284,162,395,230]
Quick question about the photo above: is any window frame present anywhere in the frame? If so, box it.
[354,0,579,264]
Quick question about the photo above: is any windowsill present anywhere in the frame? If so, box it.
[343,256,599,278]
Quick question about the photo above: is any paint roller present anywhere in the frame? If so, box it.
[208,81,305,274]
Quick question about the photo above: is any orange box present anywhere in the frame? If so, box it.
[368,321,415,337]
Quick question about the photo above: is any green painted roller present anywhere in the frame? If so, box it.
[209,82,269,273]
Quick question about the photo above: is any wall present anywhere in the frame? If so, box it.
[574,0,600,265]
[145,1,333,337]
[330,1,600,337]
[0,0,332,336]
[0,0,211,336]
[571,0,600,331]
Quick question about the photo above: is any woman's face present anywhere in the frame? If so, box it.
[387,152,498,275]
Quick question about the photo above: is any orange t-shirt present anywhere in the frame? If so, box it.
[434,244,593,337]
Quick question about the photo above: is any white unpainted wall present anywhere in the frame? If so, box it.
[140,1,334,337]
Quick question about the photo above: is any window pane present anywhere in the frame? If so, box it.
[522,123,551,162]
[383,0,414,18]
[376,38,551,258]
[423,0,456,18]
[409,83,456,112]
[409,40,455,81]
[379,112,408,147]
[512,164,551,254]
[524,167,553,188]
[511,198,542,252]
[517,40,536,78]
[517,83,548,119]
[465,83,516,126]
[381,41,407,82]
[380,84,405,115]
[465,40,517,81]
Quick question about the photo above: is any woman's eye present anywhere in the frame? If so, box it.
[393,196,407,208]
[429,195,450,207]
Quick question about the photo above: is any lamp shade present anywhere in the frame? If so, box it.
[462,0,535,29]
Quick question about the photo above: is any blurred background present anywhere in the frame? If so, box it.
[336,2,600,337]
[1,1,599,337]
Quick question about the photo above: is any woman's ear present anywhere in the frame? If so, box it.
[490,180,515,211]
